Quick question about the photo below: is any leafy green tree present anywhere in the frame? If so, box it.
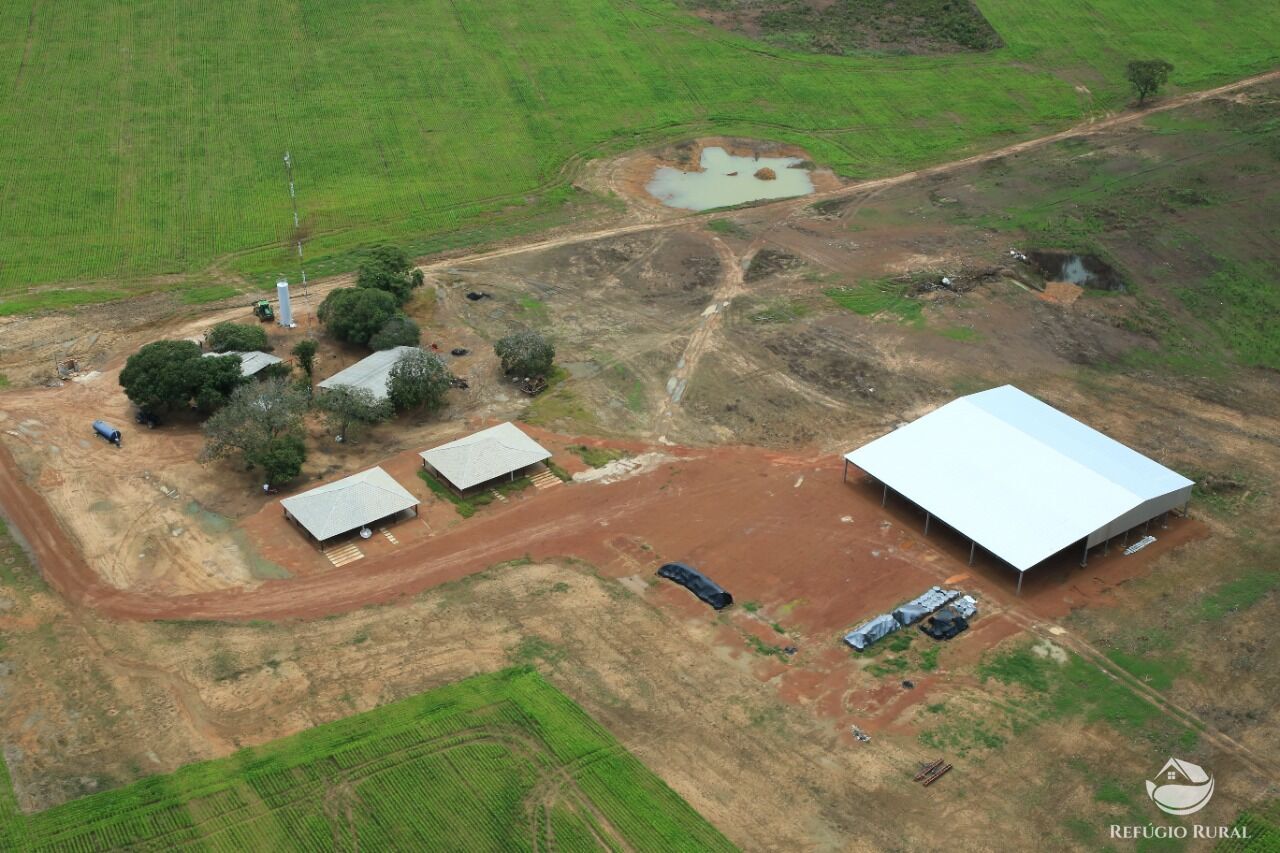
[191,353,248,413]
[200,378,309,484]
[255,433,307,486]
[494,329,555,378]
[207,322,269,353]
[387,348,451,413]
[119,340,243,415]
[356,245,425,304]
[316,385,392,442]
[369,314,421,350]
[1126,59,1174,103]
[317,287,399,347]
[292,339,318,379]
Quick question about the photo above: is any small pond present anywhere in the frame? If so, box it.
[646,147,815,211]
[1027,250,1124,292]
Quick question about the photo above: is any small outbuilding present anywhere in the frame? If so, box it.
[420,422,551,493]
[844,385,1194,592]
[203,350,283,378]
[317,346,419,402]
[281,466,419,548]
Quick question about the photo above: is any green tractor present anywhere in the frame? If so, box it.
[252,299,275,323]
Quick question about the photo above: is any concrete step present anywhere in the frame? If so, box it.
[325,542,364,568]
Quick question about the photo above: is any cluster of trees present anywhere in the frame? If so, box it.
[120,242,562,489]
[119,340,245,416]
[318,246,424,349]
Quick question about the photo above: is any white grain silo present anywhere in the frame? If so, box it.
[276,278,295,327]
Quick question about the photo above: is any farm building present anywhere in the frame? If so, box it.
[420,422,551,493]
[202,350,283,378]
[317,346,419,401]
[281,466,419,548]
[844,385,1194,592]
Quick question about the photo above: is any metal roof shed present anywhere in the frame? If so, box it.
[202,350,283,378]
[281,467,419,545]
[420,422,551,492]
[844,385,1193,592]
[317,346,419,401]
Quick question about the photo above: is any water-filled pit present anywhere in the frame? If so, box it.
[646,146,815,210]
[1027,250,1124,292]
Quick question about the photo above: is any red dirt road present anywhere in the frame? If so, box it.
[0,430,1198,627]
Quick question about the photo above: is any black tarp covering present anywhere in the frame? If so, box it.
[656,563,733,610]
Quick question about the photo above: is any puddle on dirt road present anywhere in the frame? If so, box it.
[646,147,815,210]
[1027,250,1124,291]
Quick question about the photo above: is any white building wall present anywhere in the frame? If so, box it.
[1087,484,1193,547]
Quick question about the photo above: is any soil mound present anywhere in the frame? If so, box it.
[754,167,777,181]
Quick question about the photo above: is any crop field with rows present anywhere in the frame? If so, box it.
[0,668,733,851]
[1,0,1278,313]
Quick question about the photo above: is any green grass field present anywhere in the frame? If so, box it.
[1,0,1278,313]
[0,668,734,852]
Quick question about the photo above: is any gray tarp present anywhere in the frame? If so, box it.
[952,594,978,619]
[843,614,900,651]
[892,586,960,626]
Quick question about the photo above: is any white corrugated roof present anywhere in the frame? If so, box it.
[420,422,551,490]
[317,346,419,400]
[203,350,283,377]
[845,385,1193,571]
[280,466,419,541]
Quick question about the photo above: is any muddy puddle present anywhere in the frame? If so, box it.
[646,146,815,210]
[1027,250,1124,291]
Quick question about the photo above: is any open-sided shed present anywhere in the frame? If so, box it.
[281,466,419,547]
[844,385,1193,592]
[420,422,551,493]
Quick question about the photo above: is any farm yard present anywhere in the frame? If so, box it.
[2,0,1280,312]
[0,2,1279,850]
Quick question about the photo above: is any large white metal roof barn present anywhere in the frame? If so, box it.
[844,385,1193,589]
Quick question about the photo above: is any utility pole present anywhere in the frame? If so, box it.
[282,151,314,327]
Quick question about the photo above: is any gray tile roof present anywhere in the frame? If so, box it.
[202,350,283,377]
[420,422,550,491]
[317,346,420,401]
[280,466,419,541]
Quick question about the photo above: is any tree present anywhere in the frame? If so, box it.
[387,348,451,413]
[200,378,309,484]
[119,340,243,415]
[316,385,392,442]
[292,339,318,378]
[369,314,421,350]
[356,245,425,304]
[317,287,398,347]
[207,322,269,353]
[255,433,307,486]
[1126,59,1174,104]
[494,329,555,378]
[191,353,248,414]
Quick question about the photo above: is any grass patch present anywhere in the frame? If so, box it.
[567,444,628,468]
[419,469,476,518]
[742,601,761,613]
[516,294,549,322]
[748,298,811,324]
[1104,649,1188,692]
[0,374,9,389]
[1198,570,1280,621]
[745,634,788,660]
[179,283,243,305]
[919,646,940,672]
[706,219,749,238]
[546,460,573,482]
[939,325,981,342]
[825,281,923,326]
[0,669,733,851]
